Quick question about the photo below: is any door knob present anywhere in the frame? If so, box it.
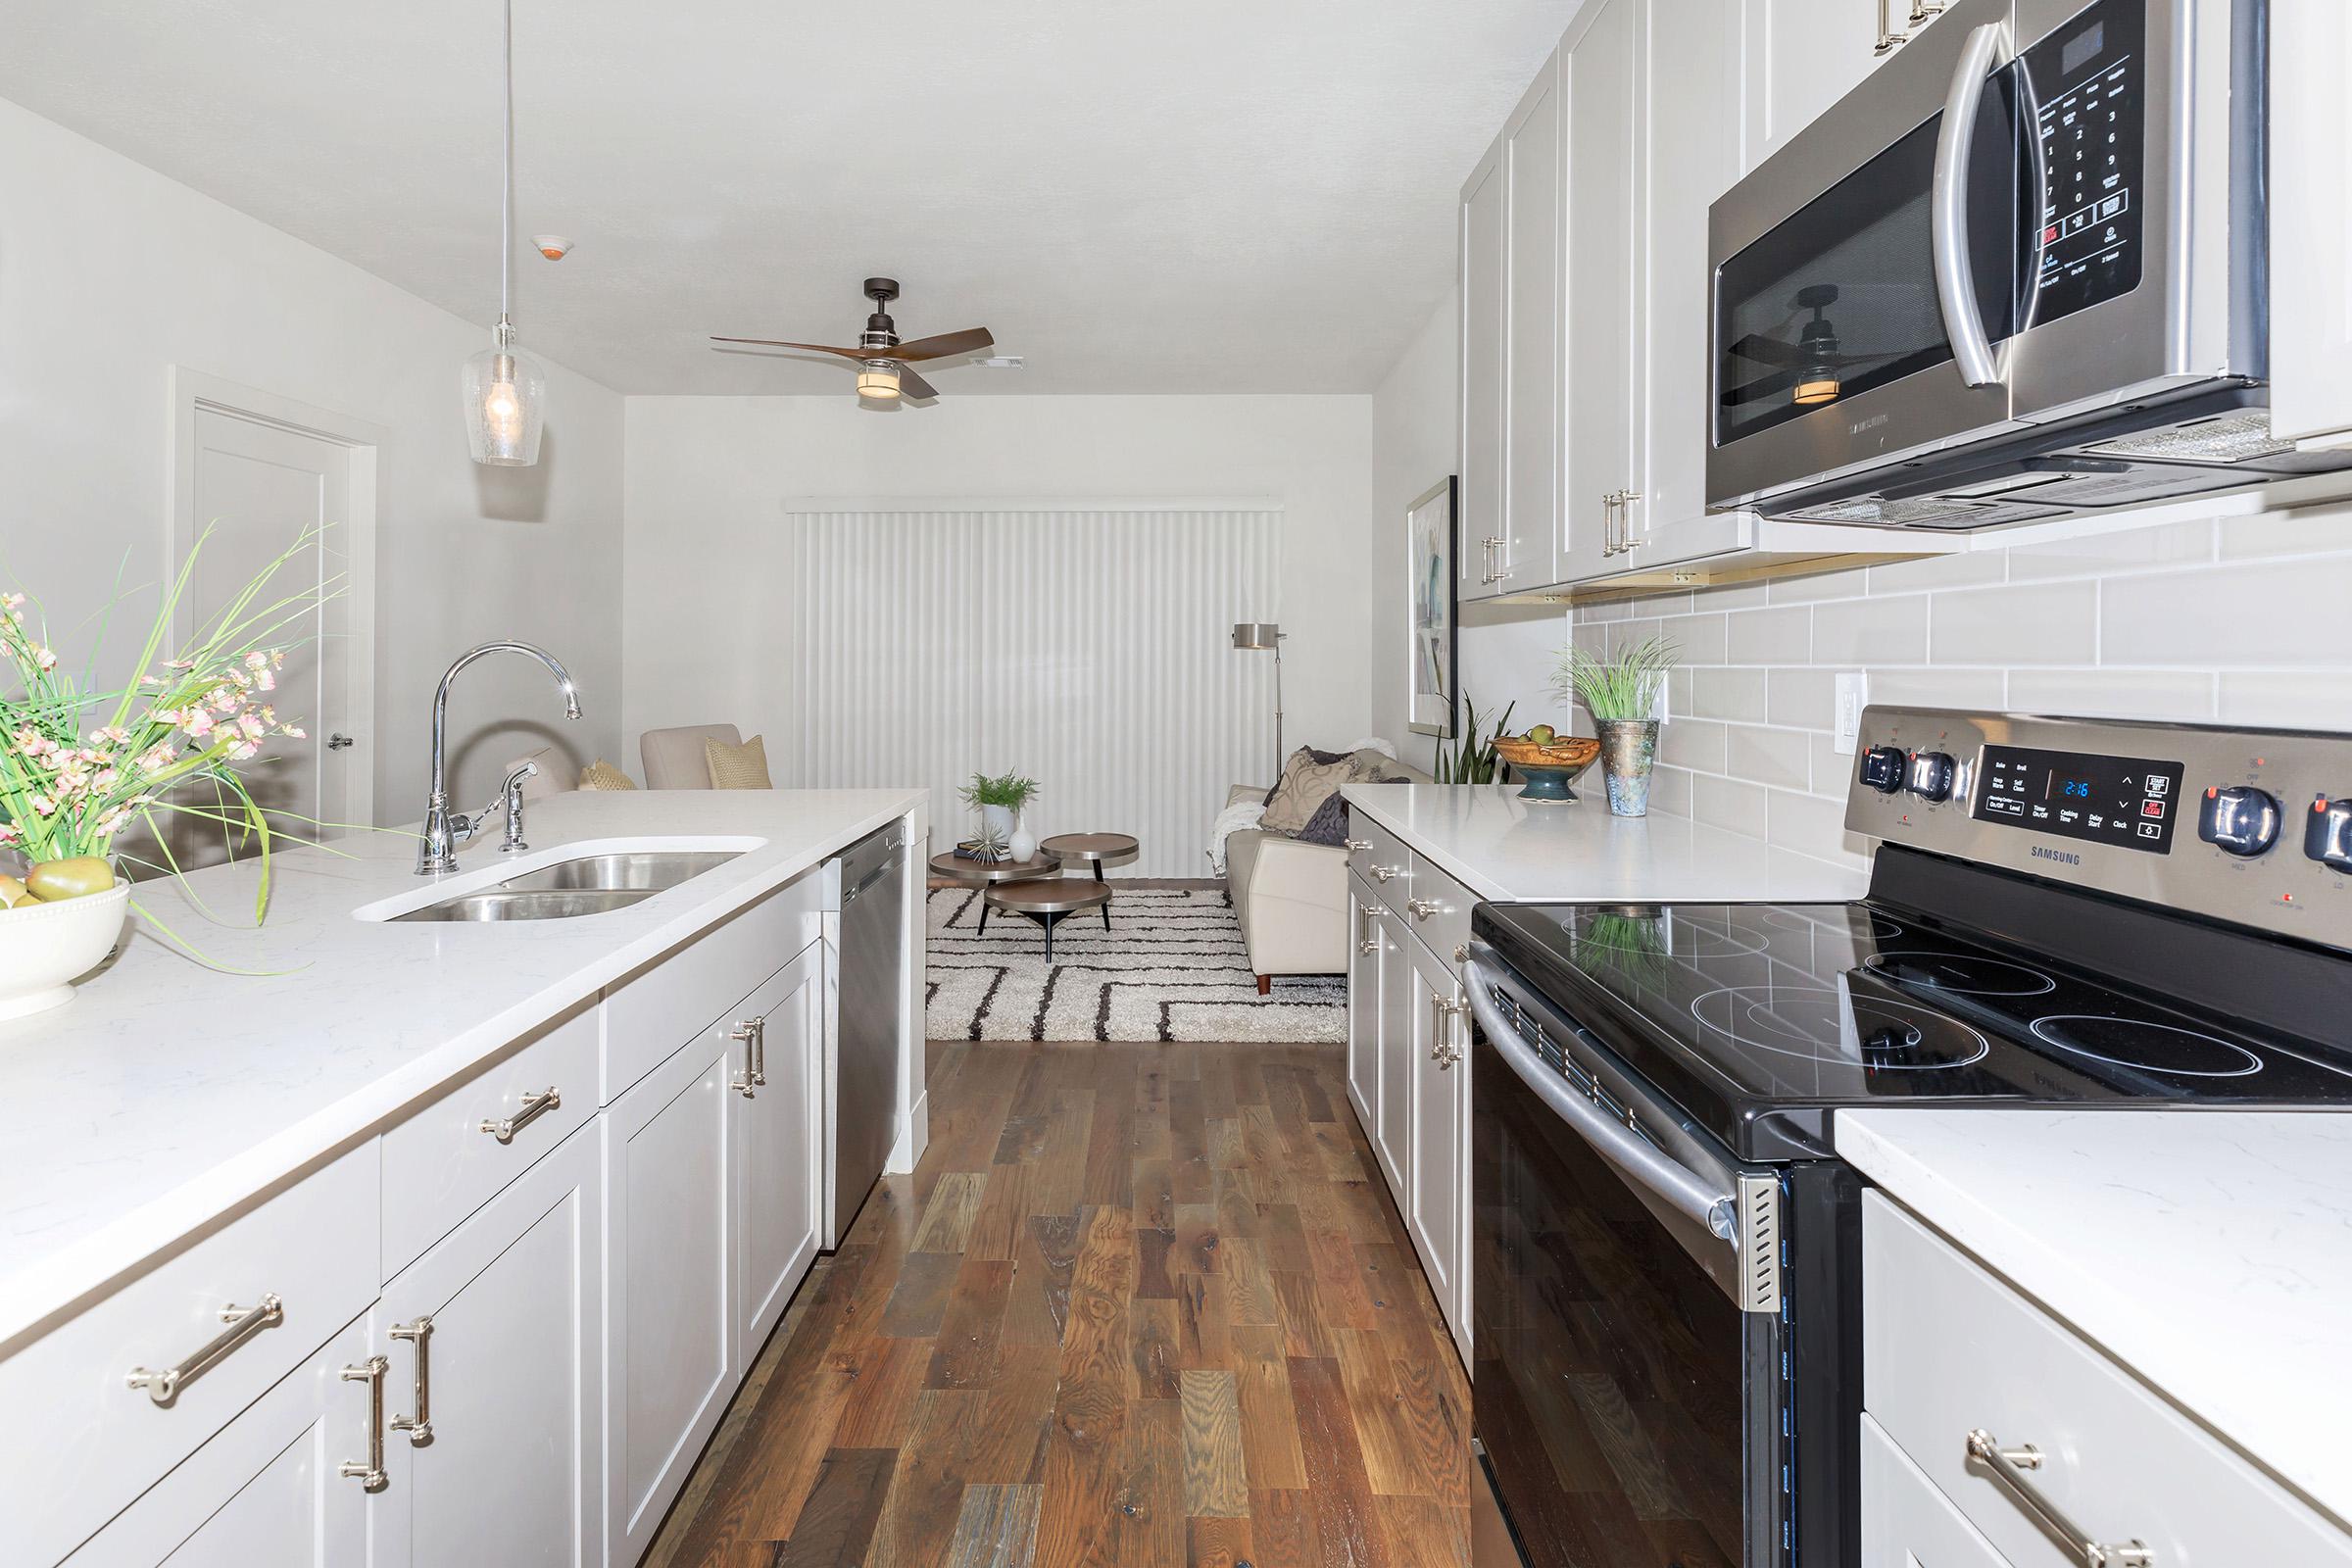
[326,733,355,751]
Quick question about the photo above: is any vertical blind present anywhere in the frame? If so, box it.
[780,506,1280,876]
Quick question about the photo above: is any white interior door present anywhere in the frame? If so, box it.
[179,407,359,862]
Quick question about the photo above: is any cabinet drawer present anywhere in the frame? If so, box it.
[1398,856,1472,967]
[0,1143,379,1568]
[1346,817,1412,911]
[1864,1193,2352,1568]
[380,999,599,1277]
[600,871,823,1101]
[1860,1411,2011,1568]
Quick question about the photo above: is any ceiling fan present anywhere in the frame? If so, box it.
[1723,284,1901,408]
[710,277,994,406]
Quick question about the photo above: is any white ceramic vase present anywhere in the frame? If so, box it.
[980,804,1016,847]
[1008,816,1039,862]
[0,883,131,1021]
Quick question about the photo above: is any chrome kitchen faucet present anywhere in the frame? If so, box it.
[416,641,582,875]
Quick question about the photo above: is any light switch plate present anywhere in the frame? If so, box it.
[1834,672,1868,755]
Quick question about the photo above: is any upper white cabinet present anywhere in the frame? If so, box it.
[1458,145,1508,602]
[1504,56,1566,595]
[2268,2,2352,452]
[1561,0,1639,585]
[1737,0,1956,172]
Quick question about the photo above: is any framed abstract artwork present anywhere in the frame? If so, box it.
[1405,476,1459,738]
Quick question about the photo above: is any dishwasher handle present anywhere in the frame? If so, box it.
[842,852,902,906]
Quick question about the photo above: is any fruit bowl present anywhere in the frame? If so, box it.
[0,884,131,1021]
[1491,735,1602,803]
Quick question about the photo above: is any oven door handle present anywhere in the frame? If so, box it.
[1461,959,1738,1244]
[1932,20,2013,389]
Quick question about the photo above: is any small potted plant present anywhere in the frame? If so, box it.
[1554,635,1677,817]
[958,771,1041,858]
[1,527,328,1018]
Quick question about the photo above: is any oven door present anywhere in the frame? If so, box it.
[1463,955,1785,1568]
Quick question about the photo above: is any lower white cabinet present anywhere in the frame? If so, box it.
[1346,875,1381,1130]
[1404,936,1469,1339]
[374,1120,605,1568]
[1374,908,1414,1196]
[603,1023,736,1567]
[64,1318,373,1567]
[732,945,824,1355]
[1859,1412,2011,1568]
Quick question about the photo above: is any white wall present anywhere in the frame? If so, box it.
[620,395,1376,808]
[1369,288,1460,774]
[0,96,625,820]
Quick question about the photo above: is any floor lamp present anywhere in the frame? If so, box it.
[1232,622,1286,782]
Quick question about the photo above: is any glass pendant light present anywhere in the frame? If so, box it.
[463,0,546,466]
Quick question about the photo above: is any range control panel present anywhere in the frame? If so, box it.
[2023,0,2145,327]
[1847,709,2352,953]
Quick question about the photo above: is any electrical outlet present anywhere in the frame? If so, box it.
[1834,672,1868,755]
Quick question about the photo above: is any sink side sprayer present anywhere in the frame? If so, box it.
[417,640,582,875]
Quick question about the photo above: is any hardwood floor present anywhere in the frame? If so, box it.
[648,1040,1473,1567]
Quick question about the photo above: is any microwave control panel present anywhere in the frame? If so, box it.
[2026,0,2145,326]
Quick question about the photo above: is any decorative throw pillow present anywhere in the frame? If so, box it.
[1294,790,1352,847]
[704,733,773,789]
[578,760,637,791]
[1261,754,1354,833]
[1262,747,1352,808]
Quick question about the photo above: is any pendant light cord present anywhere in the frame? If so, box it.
[500,0,514,326]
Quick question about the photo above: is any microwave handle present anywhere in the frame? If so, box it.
[1932,21,2013,388]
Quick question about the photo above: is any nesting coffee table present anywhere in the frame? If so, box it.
[983,878,1113,961]
[1037,832,1140,884]
[928,850,1064,936]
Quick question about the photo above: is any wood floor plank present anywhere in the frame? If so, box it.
[1133,1157,1176,1232]
[944,1482,1044,1568]
[1178,1369,1248,1518]
[1036,1203,1136,1568]
[1029,1086,1096,1214]
[1221,1238,1280,1328]
[829,1335,933,1449]
[930,1258,1015,1390]
[967,1161,1041,1260]
[1389,1355,1472,1513]
[912,1170,991,1253]
[1334,1329,1421,1498]
[1130,1298,1181,1400]
[1171,1203,1221,1275]
[1135,1226,1181,1300]
[1185,1515,1254,1568]
[1004,1212,1082,1347]
[862,1390,992,1568]
[1080,1067,1138,1207]
[882,1249,964,1337]
[771,1447,898,1568]
[1374,1494,1468,1568]
[1289,1354,1395,1568]
[1173,1273,1230,1371]
[1245,1489,1318,1568]
[1114,1397,1185,1567]
[1229,1324,1308,1492]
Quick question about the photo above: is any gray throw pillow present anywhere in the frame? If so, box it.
[1294,791,1351,846]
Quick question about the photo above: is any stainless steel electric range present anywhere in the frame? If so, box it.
[1462,708,2352,1568]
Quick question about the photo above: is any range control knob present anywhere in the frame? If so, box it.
[1905,750,1957,803]
[2305,796,2352,872]
[2198,785,2281,858]
[1859,746,1906,794]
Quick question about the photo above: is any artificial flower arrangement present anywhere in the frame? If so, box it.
[1,527,329,959]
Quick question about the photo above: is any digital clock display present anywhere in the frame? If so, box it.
[1972,745,2185,854]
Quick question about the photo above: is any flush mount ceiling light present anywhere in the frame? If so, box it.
[856,362,902,404]
[461,0,546,466]
[711,277,995,408]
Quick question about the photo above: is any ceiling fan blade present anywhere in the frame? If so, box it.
[1729,333,1810,368]
[889,327,994,363]
[1723,369,1802,406]
[709,336,867,359]
[895,365,941,401]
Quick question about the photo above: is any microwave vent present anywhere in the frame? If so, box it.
[2081,412,2294,466]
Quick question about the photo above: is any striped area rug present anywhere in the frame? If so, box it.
[925,885,1347,1043]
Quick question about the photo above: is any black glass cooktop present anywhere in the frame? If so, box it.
[1474,896,2352,1160]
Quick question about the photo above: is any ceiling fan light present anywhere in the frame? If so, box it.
[857,363,902,403]
[1792,370,1841,406]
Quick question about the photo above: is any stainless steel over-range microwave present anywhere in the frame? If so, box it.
[1706,0,2352,530]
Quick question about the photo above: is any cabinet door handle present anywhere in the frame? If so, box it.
[1407,898,1444,922]
[1356,903,1381,956]
[1601,491,1622,556]
[1618,492,1643,554]
[1963,1430,2153,1567]
[390,1316,434,1443]
[340,1355,390,1490]
[478,1085,561,1144]
[1344,838,1374,853]
[731,1016,766,1097]
[1370,863,1403,883]
[1430,995,1466,1064]
[1876,0,1906,52]
[125,1294,284,1404]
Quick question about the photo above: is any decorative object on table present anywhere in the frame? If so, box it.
[1230,621,1287,783]
[460,0,548,466]
[954,826,1010,863]
[1556,634,1678,817]
[0,526,331,1014]
[1432,695,1518,785]
[1006,815,1039,862]
[1405,477,1460,739]
[958,770,1040,847]
[927,886,1345,1043]
[1491,731,1603,803]
[702,732,772,789]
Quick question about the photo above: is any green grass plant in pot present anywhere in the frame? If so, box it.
[959,771,1041,858]
[1554,635,1678,817]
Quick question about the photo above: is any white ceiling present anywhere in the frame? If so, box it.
[0,1,1580,395]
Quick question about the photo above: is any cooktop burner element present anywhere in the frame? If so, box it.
[1690,985,1992,1069]
[2029,1014,2265,1078]
[1863,952,2058,996]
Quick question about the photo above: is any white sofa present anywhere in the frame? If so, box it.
[1222,762,1432,991]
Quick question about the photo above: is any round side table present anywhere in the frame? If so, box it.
[928,850,1064,936]
[984,879,1113,961]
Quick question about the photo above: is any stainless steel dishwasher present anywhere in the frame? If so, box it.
[829,826,906,1246]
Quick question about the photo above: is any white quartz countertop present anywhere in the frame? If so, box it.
[1341,782,1869,906]
[0,786,924,1350]
[1838,1107,2352,1531]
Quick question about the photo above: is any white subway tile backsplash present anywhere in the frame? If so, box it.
[1769,668,1838,729]
[1658,612,1729,664]
[1931,578,2097,665]
[1690,666,1769,721]
[2005,516,2214,579]
[1815,594,1929,665]
[2216,671,2352,729]
[1726,605,1812,664]
[1864,547,2008,594]
[1693,772,1769,839]
[1660,716,1727,772]
[2004,668,2217,720]
[1869,667,2010,709]
[1724,723,1811,792]
[2101,556,2352,667]
[2214,499,2352,561]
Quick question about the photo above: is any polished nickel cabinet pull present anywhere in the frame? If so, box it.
[731,1015,767,1098]
[390,1316,434,1443]
[1343,837,1373,853]
[1370,863,1403,883]
[1407,898,1444,922]
[1430,996,1466,1067]
[1356,903,1381,956]
[341,1354,390,1490]
[479,1085,561,1144]
[1964,1429,2153,1567]
[125,1294,283,1404]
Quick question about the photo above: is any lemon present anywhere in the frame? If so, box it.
[0,874,27,909]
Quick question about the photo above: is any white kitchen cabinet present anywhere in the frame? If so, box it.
[1736,0,1954,174]
[1858,1414,2013,1568]
[1404,935,1470,1350]
[603,1026,736,1567]
[1561,0,1641,583]
[1504,52,1566,595]
[374,1120,604,1568]
[63,1318,374,1568]
[732,945,824,1355]
[1374,911,1414,1197]
[1458,142,1507,603]
[2268,2,2352,452]
[1346,874,1382,1132]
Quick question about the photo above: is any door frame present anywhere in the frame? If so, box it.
[166,367,385,829]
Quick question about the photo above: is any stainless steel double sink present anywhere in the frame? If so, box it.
[391,850,743,922]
